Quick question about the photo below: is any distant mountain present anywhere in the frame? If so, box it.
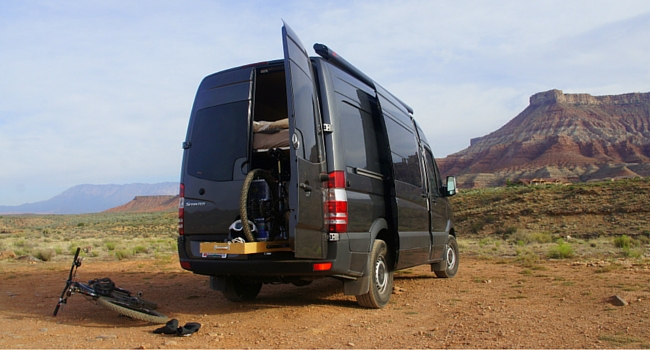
[438,89,650,188]
[0,183,179,214]
[104,195,179,213]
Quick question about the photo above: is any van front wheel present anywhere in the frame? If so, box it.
[434,235,459,278]
[355,239,393,309]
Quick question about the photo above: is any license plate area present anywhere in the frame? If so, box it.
[199,241,292,255]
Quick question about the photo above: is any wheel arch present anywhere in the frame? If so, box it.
[370,218,398,270]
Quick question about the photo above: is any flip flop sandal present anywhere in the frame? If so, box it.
[153,319,179,334]
[177,322,201,337]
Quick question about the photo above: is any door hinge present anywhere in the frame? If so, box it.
[322,123,333,133]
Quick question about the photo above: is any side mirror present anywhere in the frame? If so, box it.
[445,176,457,197]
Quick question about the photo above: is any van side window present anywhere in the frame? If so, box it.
[423,147,441,197]
[384,117,422,187]
[338,100,381,173]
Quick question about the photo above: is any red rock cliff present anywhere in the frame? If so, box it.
[438,89,650,188]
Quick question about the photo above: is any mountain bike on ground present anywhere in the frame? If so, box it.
[53,247,168,324]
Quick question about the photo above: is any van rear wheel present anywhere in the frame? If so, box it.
[221,276,263,302]
[355,239,393,309]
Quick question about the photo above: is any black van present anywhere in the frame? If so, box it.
[177,23,458,308]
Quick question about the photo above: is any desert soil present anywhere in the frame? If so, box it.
[1,256,650,349]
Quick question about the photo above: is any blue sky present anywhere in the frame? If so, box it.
[2,0,650,206]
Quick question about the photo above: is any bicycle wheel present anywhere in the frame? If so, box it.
[239,168,277,242]
[112,289,158,310]
[97,296,168,324]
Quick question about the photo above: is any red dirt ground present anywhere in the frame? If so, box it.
[1,256,649,348]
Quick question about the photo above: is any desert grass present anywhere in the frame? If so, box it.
[0,212,177,262]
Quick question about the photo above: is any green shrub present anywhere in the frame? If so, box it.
[35,249,56,261]
[621,246,643,258]
[509,231,554,245]
[515,247,539,267]
[548,240,574,259]
[530,232,553,244]
[114,249,132,260]
[133,245,148,254]
[105,241,116,251]
[613,235,636,249]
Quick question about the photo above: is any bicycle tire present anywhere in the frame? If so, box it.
[239,169,277,242]
[97,296,168,324]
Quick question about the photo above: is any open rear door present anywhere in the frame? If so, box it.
[282,22,327,259]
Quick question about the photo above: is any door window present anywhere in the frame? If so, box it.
[423,147,442,197]
[338,100,381,173]
[384,117,422,187]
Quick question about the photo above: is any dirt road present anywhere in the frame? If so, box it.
[1,256,649,348]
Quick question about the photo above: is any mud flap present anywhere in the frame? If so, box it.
[344,251,371,295]
[343,275,370,296]
[430,244,448,272]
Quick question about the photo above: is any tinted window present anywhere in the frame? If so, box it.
[385,117,421,187]
[187,102,248,181]
[288,60,319,162]
[424,147,441,196]
[416,122,429,146]
[338,100,381,173]
[285,31,320,164]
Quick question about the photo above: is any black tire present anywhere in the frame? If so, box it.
[434,235,459,278]
[291,280,313,287]
[97,296,169,324]
[240,169,276,242]
[222,276,263,302]
[356,240,393,309]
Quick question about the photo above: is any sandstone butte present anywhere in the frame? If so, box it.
[104,195,178,213]
[437,89,650,188]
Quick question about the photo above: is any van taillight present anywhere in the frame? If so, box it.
[325,171,348,233]
[178,183,185,235]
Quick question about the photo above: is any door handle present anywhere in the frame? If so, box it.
[299,183,312,192]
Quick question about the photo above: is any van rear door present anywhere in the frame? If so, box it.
[182,67,254,236]
[282,23,327,259]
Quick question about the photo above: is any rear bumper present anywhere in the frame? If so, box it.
[177,236,364,278]
[182,258,337,277]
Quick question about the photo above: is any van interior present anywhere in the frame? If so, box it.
[245,65,292,242]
